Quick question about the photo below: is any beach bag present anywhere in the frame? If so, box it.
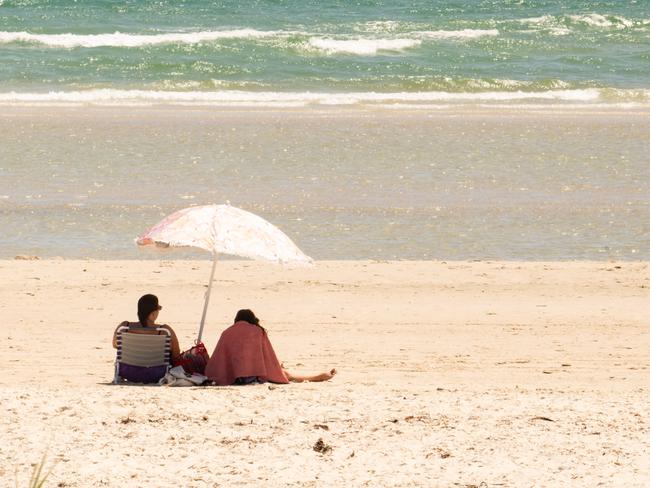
[173,342,209,375]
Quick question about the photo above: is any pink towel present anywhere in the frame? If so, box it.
[205,321,289,385]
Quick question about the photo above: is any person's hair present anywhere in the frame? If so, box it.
[138,294,160,326]
[234,309,265,332]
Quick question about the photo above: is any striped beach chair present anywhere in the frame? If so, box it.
[113,324,171,384]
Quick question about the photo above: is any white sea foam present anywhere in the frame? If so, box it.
[308,38,421,55]
[517,15,554,25]
[1,88,643,108]
[568,14,633,28]
[0,29,289,48]
[516,13,640,32]
[0,28,498,52]
[308,29,498,55]
[415,29,499,40]
[549,27,571,36]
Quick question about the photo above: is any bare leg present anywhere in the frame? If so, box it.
[283,368,337,383]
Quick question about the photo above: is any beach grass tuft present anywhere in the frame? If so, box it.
[21,452,54,488]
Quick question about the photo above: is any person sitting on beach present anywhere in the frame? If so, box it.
[112,293,181,365]
[205,309,336,386]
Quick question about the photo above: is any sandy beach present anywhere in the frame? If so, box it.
[4,2,650,486]
[1,259,648,487]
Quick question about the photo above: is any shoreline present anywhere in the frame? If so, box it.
[2,103,650,117]
[9,255,650,264]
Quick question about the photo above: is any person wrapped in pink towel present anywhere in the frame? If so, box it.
[205,309,337,386]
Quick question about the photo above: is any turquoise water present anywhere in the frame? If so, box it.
[1,0,649,106]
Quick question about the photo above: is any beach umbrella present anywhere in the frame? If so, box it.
[136,204,312,342]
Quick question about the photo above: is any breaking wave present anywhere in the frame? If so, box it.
[516,13,645,31]
[307,38,421,55]
[1,88,647,107]
[0,29,291,48]
[0,27,501,52]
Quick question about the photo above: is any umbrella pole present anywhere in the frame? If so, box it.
[197,254,217,343]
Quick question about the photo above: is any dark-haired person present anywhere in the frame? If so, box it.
[112,294,181,382]
[205,309,337,386]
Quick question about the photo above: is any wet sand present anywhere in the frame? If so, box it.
[2,106,650,261]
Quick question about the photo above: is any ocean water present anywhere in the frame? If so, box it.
[0,0,649,107]
[1,109,649,260]
[1,1,649,260]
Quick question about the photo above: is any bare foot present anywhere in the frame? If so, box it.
[285,368,337,383]
[310,369,337,382]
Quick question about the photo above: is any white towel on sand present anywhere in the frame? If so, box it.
[159,366,207,387]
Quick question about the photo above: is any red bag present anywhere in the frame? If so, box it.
[173,342,209,375]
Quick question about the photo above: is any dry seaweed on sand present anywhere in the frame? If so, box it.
[313,438,332,454]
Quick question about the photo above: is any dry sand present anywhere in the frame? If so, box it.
[1,259,648,487]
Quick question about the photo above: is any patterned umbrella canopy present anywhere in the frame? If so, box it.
[136,204,311,342]
[136,204,312,263]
